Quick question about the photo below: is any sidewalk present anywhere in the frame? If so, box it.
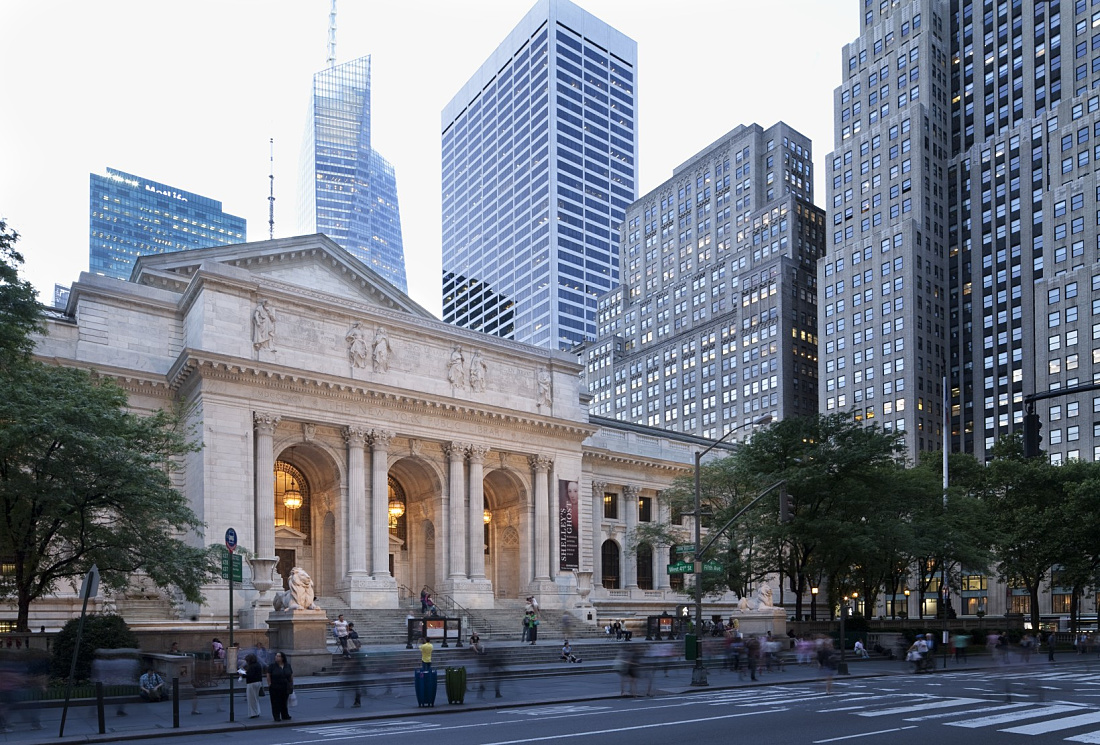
[0,644,1061,745]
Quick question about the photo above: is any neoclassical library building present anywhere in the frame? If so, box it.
[29,235,697,627]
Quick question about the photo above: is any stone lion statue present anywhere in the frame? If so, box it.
[737,582,775,612]
[272,567,319,611]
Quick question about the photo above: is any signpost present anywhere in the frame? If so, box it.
[59,565,99,737]
[224,528,237,722]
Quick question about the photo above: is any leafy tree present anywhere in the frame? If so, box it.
[0,220,42,365]
[0,363,215,630]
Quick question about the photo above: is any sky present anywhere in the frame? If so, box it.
[0,1,858,318]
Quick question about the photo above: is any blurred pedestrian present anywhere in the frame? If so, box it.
[818,638,838,693]
[265,651,294,722]
[244,653,264,718]
[92,648,140,716]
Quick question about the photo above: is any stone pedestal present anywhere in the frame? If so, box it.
[337,575,400,609]
[265,610,331,676]
[443,579,495,609]
[731,607,787,638]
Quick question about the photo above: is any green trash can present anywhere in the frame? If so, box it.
[445,666,467,704]
[685,634,698,661]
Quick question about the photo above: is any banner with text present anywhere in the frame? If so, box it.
[558,479,579,570]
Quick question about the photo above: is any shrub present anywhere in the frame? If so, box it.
[51,614,139,681]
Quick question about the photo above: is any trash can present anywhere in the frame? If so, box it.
[685,633,698,661]
[414,669,437,707]
[445,666,467,704]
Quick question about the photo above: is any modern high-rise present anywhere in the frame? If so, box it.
[825,0,1100,466]
[88,168,246,280]
[298,55,407,292]
[584,123,824,438]
[442,0,637,350]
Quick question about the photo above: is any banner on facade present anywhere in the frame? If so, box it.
[558,479,579,570]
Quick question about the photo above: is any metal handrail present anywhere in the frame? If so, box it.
[409,584,493,639]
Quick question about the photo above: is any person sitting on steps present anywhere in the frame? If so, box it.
[560,640,581,663]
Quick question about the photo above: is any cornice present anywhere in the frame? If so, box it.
[582,448,691,474]
[169,350,598,441]
[32,355,175,399]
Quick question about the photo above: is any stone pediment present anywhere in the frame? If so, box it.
[131,234,433,319]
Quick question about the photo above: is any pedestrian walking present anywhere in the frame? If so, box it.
[244,653,264,718]
[333,615,350,658]
[265,651,294,722]
[420,587,429,614]
[818,638,838,693]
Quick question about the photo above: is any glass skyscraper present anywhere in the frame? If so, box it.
[88,168,246,280]
[298,55,407,293]
[442,0,637,350]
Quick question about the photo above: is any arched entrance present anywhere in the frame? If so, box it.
[272,442,341,597]
[389,455,443,596]
[484,468,527,599]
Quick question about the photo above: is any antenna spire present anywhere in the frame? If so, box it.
[268,138,275,241]
[326,0,337,68]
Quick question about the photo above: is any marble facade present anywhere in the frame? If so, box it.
[28,235,698,627]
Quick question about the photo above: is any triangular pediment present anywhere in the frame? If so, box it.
[131,234,434,318]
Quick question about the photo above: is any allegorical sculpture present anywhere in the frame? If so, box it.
[447,345,466,389]
[272,567,319,612]
[346,322,369,368]
[372,326,391,373]
[252,300,277,351]
[469,350,487,392]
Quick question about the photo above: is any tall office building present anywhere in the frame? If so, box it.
[821,2,952,457]
[442,0,637,350]
[88,168,246,280]
[298,56,407,292]
[827,0,1100,465]
[584,123,824,438]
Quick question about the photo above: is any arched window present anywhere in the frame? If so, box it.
[601,540,620,589]
[637,543,654,590]
[668,546,684,591]
[274,462,310,540]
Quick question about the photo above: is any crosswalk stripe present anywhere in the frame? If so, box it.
[902,702,1032,721]
[857,697,986,717]
[1000,711,1100,735]
[1066,730,1100,743]
[945,703,1086,728]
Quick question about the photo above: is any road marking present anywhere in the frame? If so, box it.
[812,725,918,742]
[856,697,986,717]
[1002,711,1100,735]
[902,702,1030,721]
[503,705,611,716]
[946,703,1086,728]
[1067,731,1100,743]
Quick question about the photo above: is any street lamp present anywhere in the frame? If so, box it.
[811,586,819,621]
[690,413,772,687]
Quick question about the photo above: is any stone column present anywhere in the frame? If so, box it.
[370,430,393,578]
[530,455,553,582]
[344,427,369,576]
[447,441,468,581]
[623,485,639,590]
[467,445,489,580]
[590,480,606,588]
[252,412,280,595]
[656,492,672,590]
[439,442,462,584]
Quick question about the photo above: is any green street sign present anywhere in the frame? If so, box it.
[674,544,696,554]
[666,560,693,575]
[221,553,243,582]
[702,560,723,573]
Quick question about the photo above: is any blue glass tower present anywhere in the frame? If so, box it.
[442,0,637,350]
[88,168,246,280]
[298,55,407,292]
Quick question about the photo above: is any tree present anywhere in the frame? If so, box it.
[0,220,42,365]
[0,363,216,630]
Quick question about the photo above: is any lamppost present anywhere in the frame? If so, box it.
[690,413,772,687]
[811,586,819,622]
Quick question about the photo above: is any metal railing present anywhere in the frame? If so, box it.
[408,585,493,640]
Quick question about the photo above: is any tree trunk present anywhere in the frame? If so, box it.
[1028,582,1042,634]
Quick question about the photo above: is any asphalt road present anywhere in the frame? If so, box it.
[102,662,1100,745]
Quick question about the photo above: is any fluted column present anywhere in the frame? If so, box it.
[344,427,369,576]
[590,481,606,587]
[370,430,393,578]
[252,412,280,595]
[623,485,639,590]
[530,455,553,581]
[467,445,489,580]
[441,442,465,582]
[656,492,672,590]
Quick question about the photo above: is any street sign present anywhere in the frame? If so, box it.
[666,560,693,575]
[674,544,696,554]
[225,527,238,554]
[79,565,100,599]
[221,553,243,582]
[702,560,723,573]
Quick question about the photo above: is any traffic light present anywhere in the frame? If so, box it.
[779,486,793,523]
[1023,411,1043,459]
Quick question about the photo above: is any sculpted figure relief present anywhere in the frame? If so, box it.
[372,326,391,373]
[346,322,369,368]
[469,350,487,392]
[272,567,319,612]
[447,345,466,388]
[536,368,552,407]
[252,300,277,351]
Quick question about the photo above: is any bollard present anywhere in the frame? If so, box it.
[172,677,180,728]
[95,681,106,735]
